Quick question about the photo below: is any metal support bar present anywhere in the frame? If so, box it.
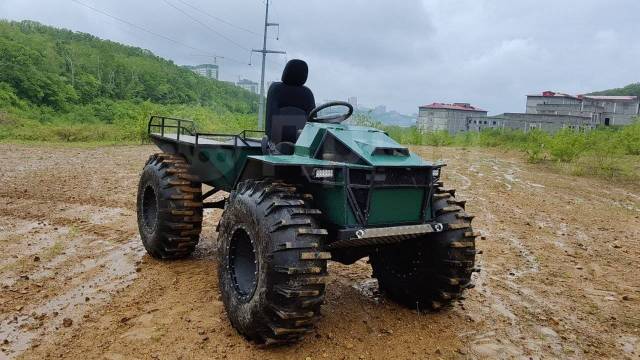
[328,223,442,249]
[203,198,226,209]
[202,188,220,200]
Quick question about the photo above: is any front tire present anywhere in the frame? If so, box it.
[136,153,203,259]
[370,184,477,310]
[217,180,329,345]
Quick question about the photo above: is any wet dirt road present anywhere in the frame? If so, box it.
[0,144,638,359]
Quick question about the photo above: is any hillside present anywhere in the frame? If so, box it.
[355,107,415,127]
[0,20,258,142]
[589,82,640,97]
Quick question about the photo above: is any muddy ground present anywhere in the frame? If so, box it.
[0,143,638,360]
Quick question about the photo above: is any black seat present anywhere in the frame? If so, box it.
[264,59,315,154]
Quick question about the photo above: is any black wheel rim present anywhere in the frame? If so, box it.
[142,185,158,232]
[228,228,258,300]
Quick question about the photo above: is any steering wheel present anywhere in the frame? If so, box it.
[308,101,354,124]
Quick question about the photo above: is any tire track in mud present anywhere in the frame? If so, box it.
[450,170,472,190]
[451,151,640,358]
[447,154,601,358]
[456,196,548,358]
[430,159,529,356]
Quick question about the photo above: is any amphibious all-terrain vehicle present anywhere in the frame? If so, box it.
[136,59,477,344]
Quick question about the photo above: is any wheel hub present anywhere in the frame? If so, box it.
[228,228,258,300]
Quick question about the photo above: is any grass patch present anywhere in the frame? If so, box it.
[43,240,65,260]
[0,100,257,144]
[67,226,80,239]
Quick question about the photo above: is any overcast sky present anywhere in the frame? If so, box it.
[2,0,639,114]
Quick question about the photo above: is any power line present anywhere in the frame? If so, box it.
[161,0,252,53]
[175,0,261,37]
[69,0,246,64]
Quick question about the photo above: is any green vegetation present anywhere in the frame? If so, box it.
[0,20,258,143]
[372,121,640,181]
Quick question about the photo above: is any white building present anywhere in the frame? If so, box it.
[417,103,488,133]
[348,96,358,109]
[237,79,259,94]
[188,64,219,80]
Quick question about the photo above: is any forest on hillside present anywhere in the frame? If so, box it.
[0,20,258,142]
[589,82,640,97]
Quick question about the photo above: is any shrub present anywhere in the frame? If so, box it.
[619,120,640,155]
[422,131,453,146]
[547,129,587,162]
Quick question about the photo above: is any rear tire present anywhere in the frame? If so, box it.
[136,153,203,259]
[370,184,477,310]
[217,180,329,345]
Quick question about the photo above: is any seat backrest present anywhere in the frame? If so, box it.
[265,59,315,144]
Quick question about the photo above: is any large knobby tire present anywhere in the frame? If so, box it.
[370,183,478,310]
[217,180,329,345]
[136,153,203,259]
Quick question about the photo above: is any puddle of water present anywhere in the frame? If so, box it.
[451,171,472,190]
[503,173,519,183]
[618,335,639,354]
[0,219,59,270]
[0,239,144,358]
[0,224,88,287]
[490,300,517,320]
[504,234,539,277]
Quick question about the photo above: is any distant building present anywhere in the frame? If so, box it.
[526,91,583,114]
[581,95,639,126]
[348,96,358,109]
[526,91,640,126]
[187,64,219,80]
[374,105,387,114]
[467,113,598,133]
[417,103,488,133]
[419,91,640,135]
[237,79,259,94]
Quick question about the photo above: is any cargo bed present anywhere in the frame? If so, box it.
[146,115,263,190]
[149,132,262,147]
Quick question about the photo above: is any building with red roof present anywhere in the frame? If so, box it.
[417,102,488,133]
[526,91,639,126]
[418,91,639,135]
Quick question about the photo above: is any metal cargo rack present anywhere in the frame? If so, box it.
[147,115,264,148]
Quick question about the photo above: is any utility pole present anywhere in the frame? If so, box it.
[212,56,221,80]
[253,0,285,130]
[65,55,75,87]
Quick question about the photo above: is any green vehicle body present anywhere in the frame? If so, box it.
[149,116,444,253]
